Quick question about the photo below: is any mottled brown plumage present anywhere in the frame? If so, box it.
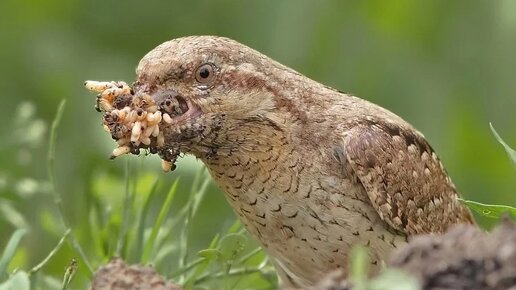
[112,36,475,288]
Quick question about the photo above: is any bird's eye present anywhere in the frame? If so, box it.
[195,63,216,84]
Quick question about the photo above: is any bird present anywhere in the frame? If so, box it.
[93,35,476,288]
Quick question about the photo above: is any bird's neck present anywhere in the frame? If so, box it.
[193,112,291,163]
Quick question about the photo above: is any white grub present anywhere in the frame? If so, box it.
[101,87,120,101]
[136,110,147,121]
[115,81,131,94]
[131,121,142,142]
[153,111,162,123]
[141,137,151,146]
[116,137,130,146]
[157,132,165,147]
[98,99,113,112]
[103,124,110,132]
[161,159,172,172]
[84,80,115,92]
[110,146,131,159]
[127,110,138,123]
[163,113,174,124]
[142,94,154,103]
[121,106,131,115]
[143,124,155,137]
[147,111,162,126]
[118,109,127,121]
[146,105,158,113]
[151,124,160,137]
[146,112,156,123]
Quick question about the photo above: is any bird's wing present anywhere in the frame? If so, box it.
[342,120,474,235]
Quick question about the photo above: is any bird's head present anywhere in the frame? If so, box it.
[87,36,308,170]
[132,36,290,159]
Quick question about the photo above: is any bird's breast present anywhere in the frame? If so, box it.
[203,145,407,287]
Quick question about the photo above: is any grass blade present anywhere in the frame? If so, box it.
[458,198,516,218]
[47,100,66,202]
[28,229,70,275]
[0,271,30,290]
[47,100,93,275]
[133,178,160,262]
[178,173,210,283]
[490,123,516,167]
[142,179,179,263]
[0,229,26,278]
[116,159,133,257]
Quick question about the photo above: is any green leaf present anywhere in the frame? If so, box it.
[198,249,223,261]
[490,123,516,167]
[0,229,26,278]
[458,198,516,219]
[0,271,30,290]
[218,233,247,262]
[369,269,420,290]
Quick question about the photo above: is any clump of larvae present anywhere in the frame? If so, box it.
[85,80,173,172]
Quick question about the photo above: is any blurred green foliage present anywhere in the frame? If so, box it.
[0,0,515,289]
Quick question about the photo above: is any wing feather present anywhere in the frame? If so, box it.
[343,121,474,234]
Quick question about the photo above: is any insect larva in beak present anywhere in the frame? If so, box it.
[143,124,155,137]
[141,137,151,146]
[147,111,162,126]
[163,113,174,124]
[136,109,147,121]
[101,87,120,102]
[153,111,162,123]
[110,146,131,159]
[131,121,142,142]
[146,105,158,113]
[127,110,138,123]
[161,159,172,172]
[118,109,127,121]
[146,112,156,123]
[116,137,130,146]
[84,80,114,92]
[157,132,165,147]
[151,124,160,137]
[98,99,113,112]
[115,81,131,95]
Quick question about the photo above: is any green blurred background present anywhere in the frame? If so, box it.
[0,0,515,289]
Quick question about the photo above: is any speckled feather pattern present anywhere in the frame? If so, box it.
[127,36,475,288]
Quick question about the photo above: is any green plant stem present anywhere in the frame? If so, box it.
[170,258,205,278]
[47,100,93,275]
[28,229,71,275]
[237,247,263,264]
[194,266,276,285]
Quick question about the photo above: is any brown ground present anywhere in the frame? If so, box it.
[90,219,516,290]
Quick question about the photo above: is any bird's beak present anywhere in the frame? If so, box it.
[145,88,202,126]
